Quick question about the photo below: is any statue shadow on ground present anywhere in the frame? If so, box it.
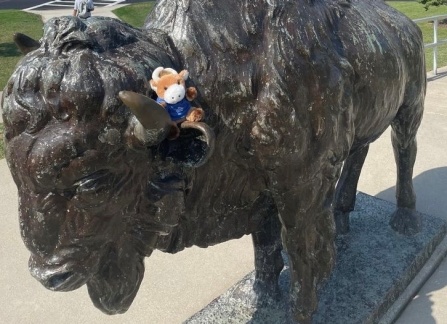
[0,42,21,57]
[376,167,447,222]
[376,166,447,324]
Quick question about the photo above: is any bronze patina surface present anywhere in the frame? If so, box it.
[2,0,426,322]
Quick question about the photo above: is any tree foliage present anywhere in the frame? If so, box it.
[420,0,447,10]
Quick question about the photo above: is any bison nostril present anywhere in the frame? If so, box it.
[47,272,73,288]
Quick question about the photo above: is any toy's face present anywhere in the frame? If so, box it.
[159,74,186,104]
[150,69,189,105]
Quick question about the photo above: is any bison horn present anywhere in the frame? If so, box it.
[119,91,174,145]
[180,121,215,167]
[13,33,40,54]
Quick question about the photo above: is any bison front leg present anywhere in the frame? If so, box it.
[252,210,284,302]
[275,177,337,323]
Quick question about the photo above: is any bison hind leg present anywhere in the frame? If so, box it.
[389,101,424,235]
[334,145,370,235]
[252,211,284,302]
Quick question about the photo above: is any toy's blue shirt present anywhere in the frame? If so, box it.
[157,97,191,121]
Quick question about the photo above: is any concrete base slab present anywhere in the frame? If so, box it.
[186,193,447,324]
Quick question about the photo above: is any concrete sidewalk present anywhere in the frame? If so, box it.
[1,5,447,324]
[28,4,127,22]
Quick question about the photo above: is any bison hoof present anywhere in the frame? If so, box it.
[389,207,422,236]
[334,210,350,235]
[253,277,281,305]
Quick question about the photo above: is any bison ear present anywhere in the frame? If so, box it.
[179,70,189,80]
[164,121,215,168]
[14,33,40,54]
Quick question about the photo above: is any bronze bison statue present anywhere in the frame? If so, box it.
[1,0,425,322]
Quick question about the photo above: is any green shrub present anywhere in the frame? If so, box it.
[420,0,447,10]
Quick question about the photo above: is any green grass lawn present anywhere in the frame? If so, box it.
[388,1,447,73]
[0,10,44,92]
[0,123,4,160]
[112,1,156,27]
[0,10,44,160]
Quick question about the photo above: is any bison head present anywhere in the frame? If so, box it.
[2,16,214,314]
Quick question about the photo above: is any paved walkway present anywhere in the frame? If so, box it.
[1,6,447,324]
[29,4,125,22]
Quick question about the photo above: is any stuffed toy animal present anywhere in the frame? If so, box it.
[149,67,205,127]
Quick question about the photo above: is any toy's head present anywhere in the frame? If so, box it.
[149,67,189,104]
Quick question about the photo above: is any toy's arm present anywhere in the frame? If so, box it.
[186,87,197,101]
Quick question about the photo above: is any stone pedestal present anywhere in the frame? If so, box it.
[186,192,447,324]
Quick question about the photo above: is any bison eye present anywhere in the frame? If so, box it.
[75,171,110,192]
[72,170,112,208]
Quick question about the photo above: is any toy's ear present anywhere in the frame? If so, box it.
[152,67,164,81]
[179,70,189,81]
[149,79,158,91]
[150,67,165,92]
